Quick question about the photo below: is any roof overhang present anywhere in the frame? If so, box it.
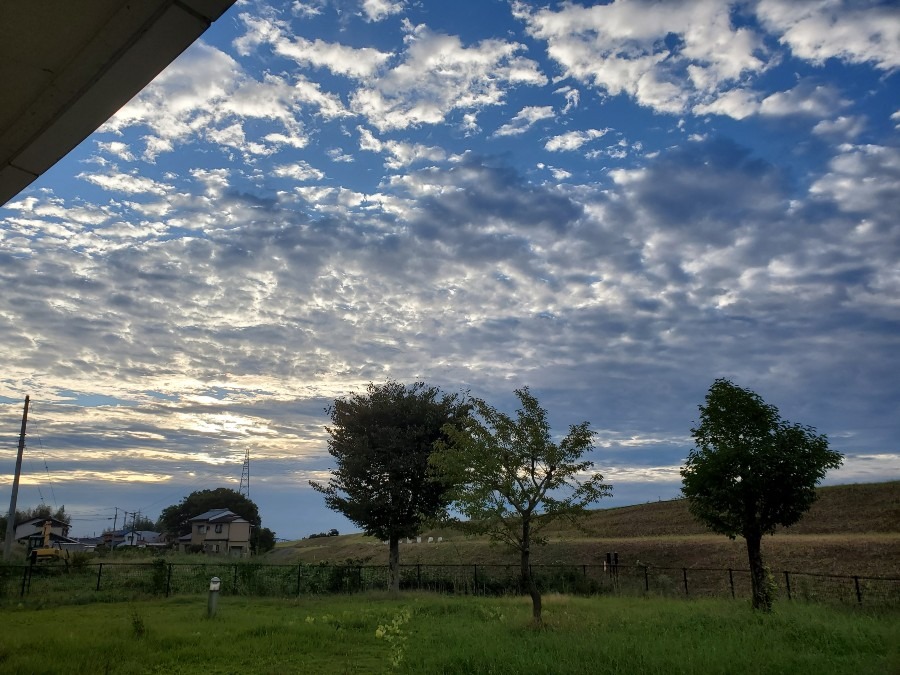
[0,0,237,207]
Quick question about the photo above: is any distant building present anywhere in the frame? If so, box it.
[181,508,251,556]
[14,517,71,544]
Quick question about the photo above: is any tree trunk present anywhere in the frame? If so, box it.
[388,533,400,594]
[745,531,771,611]
[521,516,542,624]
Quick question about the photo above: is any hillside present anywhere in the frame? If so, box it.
[266,481,900,576]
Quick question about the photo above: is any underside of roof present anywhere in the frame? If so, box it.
[0,0,236,207]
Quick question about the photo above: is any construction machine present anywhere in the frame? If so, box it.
[29,519,69,563]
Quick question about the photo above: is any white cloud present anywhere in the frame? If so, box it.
[514,0,766,115]
[77,171,173,195]
[357,126,446,169]
[99,40,352,161]
[759,83,848,118]
[327,148,355,163]
[545,129,609,152]
[461,113,481,136]
[362,0,406,22]
[494,106,555,137]
[102,43,239,156]
[756,0,900,70]
[693,88,760,120]
[236,13,392,78]
[556,86,580,114]
[350,26,546,131]
[273,161,325,182]
[291,2,323,19]
[274,35,393,79]
[96,141,136,161]
[812,115,866,140]
[810,144,900,214]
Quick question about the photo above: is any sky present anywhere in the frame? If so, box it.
[1,0,899,541]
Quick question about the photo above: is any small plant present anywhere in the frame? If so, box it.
[375,608,411,668]
[70,552,92,570]
[477,605,506,623]
[130,610,147,639]
[762,566,779,607]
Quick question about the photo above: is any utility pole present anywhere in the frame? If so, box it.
[4,396,30,560]
[239,448,250,499]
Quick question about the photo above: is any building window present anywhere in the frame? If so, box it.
[198,525,206,534]
[215,524,223,533]
[214,544,220,553]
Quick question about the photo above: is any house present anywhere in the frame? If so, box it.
[14,517,71,545]
[182,509,251,556]
[118,530,165,548]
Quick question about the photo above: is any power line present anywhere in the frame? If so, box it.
[36,436,58,508]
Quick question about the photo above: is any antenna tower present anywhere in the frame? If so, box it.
[239,448,250,498]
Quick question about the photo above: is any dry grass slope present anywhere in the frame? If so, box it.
[267,481,900,576]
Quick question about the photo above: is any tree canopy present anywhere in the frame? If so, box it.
[432,387,611,624]
[310,380,469,592]
[681,378,842,610]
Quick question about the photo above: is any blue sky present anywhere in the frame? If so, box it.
[1,0,899,540]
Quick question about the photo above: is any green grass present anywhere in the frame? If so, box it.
[0,593,895,674]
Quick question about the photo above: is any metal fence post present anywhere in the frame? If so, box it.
[784,571,791,601]
[854,576,862,604]
[166,563,173,597]
[416,563,421,589]
[644,565,650,593]
[473,564,477,594]
[96,563,103,591]
[682,568,689,596]
[296,564,302,596]
[728,568,735,599]
[232,564,238,594]
[20,565,30,597]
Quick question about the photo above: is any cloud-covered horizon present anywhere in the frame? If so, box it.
[2,0,898,539]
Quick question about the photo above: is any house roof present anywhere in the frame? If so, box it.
[16,516,69,528]
[189,508,249,524]
[0,0,237,206]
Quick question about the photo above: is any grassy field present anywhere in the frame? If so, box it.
[0,593,895,674]
[267,481,900,576]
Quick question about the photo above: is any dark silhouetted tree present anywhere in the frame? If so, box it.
[432,387,612,625]
[681,378,842,611]
[310,380,468,592]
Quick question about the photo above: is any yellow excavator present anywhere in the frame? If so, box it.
[29,519,69,564]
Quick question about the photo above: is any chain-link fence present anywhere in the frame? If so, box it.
[3,561,898,608]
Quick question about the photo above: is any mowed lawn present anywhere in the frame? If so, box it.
[0,593,896,674]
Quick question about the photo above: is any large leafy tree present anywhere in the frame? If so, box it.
[157,488,269,552]
[310,380,468,592]
[432,387,612,624]
[681,378,842,611]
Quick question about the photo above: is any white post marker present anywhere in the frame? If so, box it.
[208,576,221,618]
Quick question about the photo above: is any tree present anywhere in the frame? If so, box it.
[255,527,276,554]
[310,380,469,592]
[431,387,612,624]
[118,513,156,532]
[157,488,267,550]
[681,378,843,611]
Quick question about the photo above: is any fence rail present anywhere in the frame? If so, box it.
[2,561,898,607]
